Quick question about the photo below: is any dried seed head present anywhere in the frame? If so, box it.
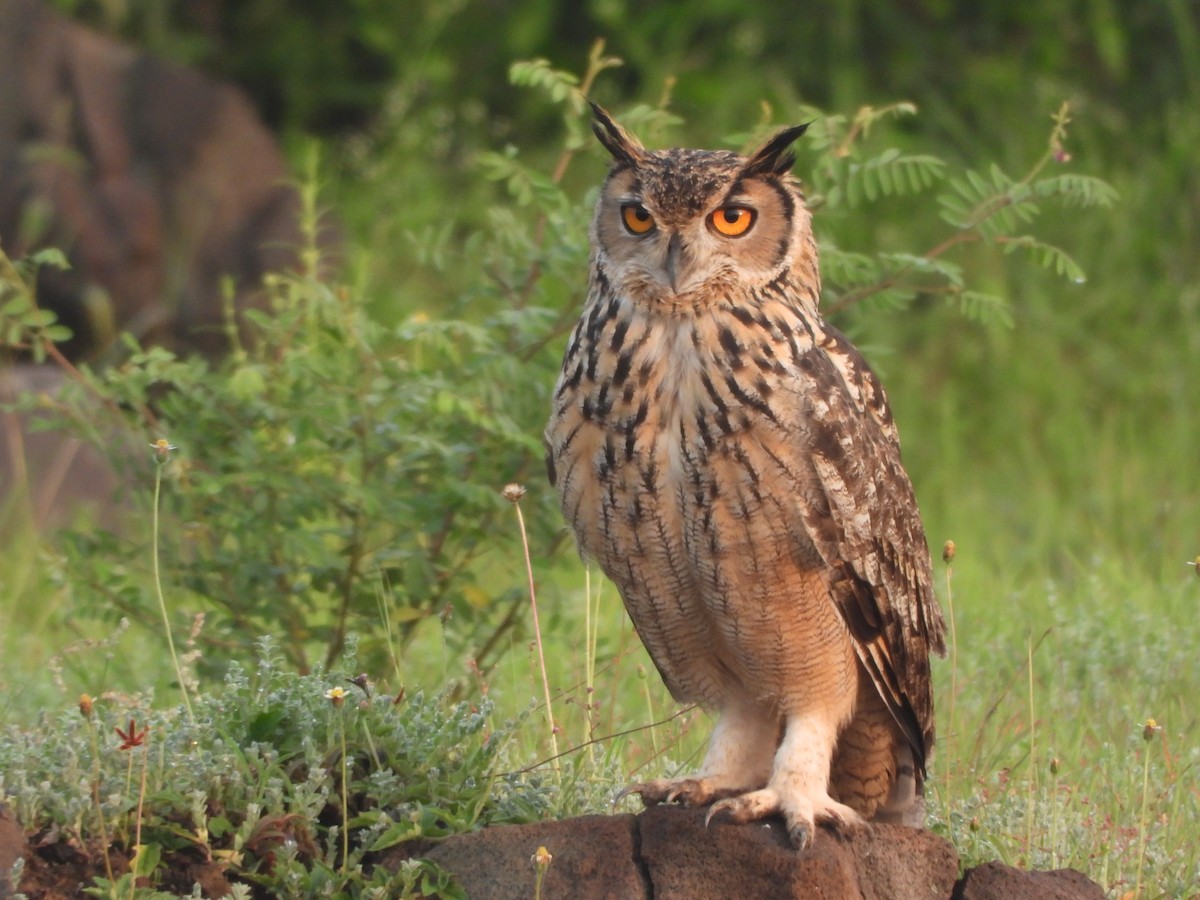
[501,483,527,503]
[78,694,94,718]
[1049,757,1060,776]
[350,673,371,698]
[942,540,957,564]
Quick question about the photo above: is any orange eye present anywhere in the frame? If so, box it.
[621,203,656,235]
[709,206,755,237]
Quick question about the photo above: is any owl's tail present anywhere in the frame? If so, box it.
[829,679,926,827]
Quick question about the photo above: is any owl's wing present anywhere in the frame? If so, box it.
[790,325,946,771]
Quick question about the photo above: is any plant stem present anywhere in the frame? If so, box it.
[943,559,958,806]
[152,460,193,720]
[129,741,150,900]
[1135,728,1155,897]
[338,710,350,875]
[639,667,659,760]
[513,496,559,771]
[84,717,115,883]
[1024,633,1036,864]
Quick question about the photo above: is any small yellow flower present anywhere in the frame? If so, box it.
[942,540,956,564]
[150,438,178,461]
[1142,718,1160,742]
[532,845,553,869]
[1188,556,1200,577]
[325,686,348,707]
[78,694,94,718]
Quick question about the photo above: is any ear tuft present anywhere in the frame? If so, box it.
[742,122,811,177]
[590,101,647,168]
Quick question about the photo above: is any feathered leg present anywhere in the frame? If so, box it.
[705,710,864,847]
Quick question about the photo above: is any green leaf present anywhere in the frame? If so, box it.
[1003,236,1088,283]
[367,820,423,851]
[130,842,163,879]
[951,290,1014,328]
[28,247,70,270]
[1032,173,1119,207]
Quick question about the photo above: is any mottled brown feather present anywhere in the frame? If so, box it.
[545,107,946,830]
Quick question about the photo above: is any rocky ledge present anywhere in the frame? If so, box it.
[386,805,1106,900]
[1,802,1106,899]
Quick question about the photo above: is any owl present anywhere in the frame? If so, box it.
[544,104,946,847]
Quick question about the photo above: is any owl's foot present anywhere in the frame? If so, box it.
[617,777,746,808]
[704,787,865,849]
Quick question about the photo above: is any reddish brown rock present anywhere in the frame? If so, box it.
[952,860,1107,900]
[0,804,26,899]
[396,806,960,900]
[635,805,958,900]
[409,813,646,900]
[0,801,1114,899]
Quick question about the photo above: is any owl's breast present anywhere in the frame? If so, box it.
[546,296,811,703]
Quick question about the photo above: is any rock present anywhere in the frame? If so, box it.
[0,0,335,360]
[953,860,1107,900]
[407,814,647,900]
[392,806,960,900]
[0,803,28,900]
[637,805,959,899]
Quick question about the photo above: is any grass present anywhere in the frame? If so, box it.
[2,342,1196,897]
[1,67,1198,898]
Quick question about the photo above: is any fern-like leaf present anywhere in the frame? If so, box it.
[508,59,579,103]
[876,252,965,287]
[950,290,1014,328]
[844,151,946,206]
[818,246,882,287]
[1002,236,1087,283]
[1032,173,1119,208]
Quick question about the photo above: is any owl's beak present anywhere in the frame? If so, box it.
[665,233,683,293]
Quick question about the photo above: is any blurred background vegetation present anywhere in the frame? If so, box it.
[1,0,1197,889]
[49,0,1196,572]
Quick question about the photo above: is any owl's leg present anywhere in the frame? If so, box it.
[705,710,864,848]
[621,700,777,807]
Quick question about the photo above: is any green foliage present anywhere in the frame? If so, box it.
[800,102,1117,327]
[0,246,74,362]
[5,11,1198,894]
[17,179,562,674]
[0,638,539,896]
[4,41,1117,734]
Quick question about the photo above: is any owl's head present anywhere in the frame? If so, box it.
[589,103,815,310]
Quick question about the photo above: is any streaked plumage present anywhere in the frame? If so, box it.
[545,104,946,846]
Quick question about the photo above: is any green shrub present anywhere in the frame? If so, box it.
[2,50,1115,681]
[0,637,546,897]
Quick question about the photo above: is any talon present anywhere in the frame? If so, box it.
[704,801,727,829]
[788,822,813,848]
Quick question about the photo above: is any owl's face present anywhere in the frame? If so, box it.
[589,105,814,309]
